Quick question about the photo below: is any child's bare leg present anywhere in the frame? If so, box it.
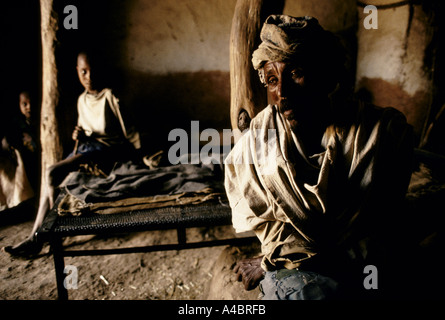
[30,189,51,237]
[2,192,50,256]
[3,154,84,257]
[37,153,85,224]
[32,154,84,234]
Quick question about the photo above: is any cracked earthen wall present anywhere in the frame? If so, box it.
[35,0,443,156]
[356,1,436,142]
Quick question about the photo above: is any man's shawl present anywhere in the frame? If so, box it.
[224,102,413,271]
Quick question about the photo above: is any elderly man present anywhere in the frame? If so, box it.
[224,15,413,299]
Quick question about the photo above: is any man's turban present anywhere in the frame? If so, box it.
[252,15,344,86]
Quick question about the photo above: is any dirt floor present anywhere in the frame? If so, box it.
[0,202,261,300]
[2,161,445,301]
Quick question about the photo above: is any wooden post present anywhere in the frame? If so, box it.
[229,0,284,142]
[40,0,62,189]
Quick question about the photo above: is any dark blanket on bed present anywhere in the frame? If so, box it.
[58,160,226,215]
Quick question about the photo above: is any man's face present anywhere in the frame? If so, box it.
[264,61,319,130]
[76,54,99,94]
[19,92,31,120]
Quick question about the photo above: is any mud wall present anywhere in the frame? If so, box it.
[355,1,437,141]
[52,0,238,154]
[4,0,443,155]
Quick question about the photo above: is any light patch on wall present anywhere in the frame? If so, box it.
[125,0,237,74]
[356,4,430,97]
[356,35,406,81]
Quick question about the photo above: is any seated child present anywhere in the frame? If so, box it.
[0,91,39,212]
[13,91,39,190]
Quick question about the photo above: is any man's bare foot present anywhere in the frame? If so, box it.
[233,256,265,290]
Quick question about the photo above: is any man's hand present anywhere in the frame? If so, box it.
[233,256,265,291]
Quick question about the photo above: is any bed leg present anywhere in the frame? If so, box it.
[177,228,186,246]
[52,236,68,300]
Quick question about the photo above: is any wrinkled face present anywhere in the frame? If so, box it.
[19,92,31,120]
[264,61,320,130]
[76,54,99,94]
